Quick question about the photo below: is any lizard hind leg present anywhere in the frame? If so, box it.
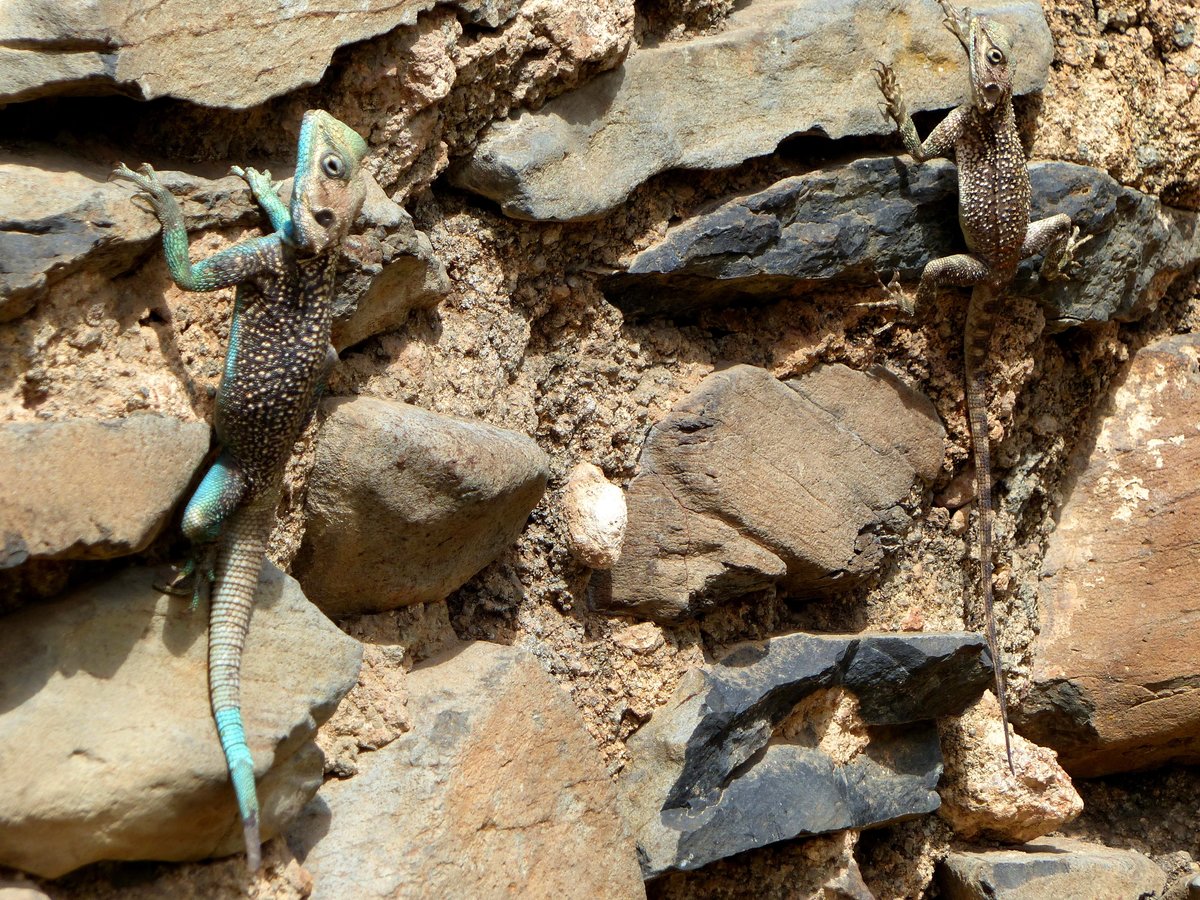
[1023,214,1092,282]
[169,455,249,609]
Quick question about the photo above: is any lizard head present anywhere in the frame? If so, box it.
[290,110,369,256]
[967,15,1014,114]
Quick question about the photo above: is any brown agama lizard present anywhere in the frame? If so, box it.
[867,1,1089,769]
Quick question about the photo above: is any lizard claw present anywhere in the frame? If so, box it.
[111,161,174,219]
[857,270,916,318]
[873,62,905,126]
[1042,225,1093,282]
[154,547,216,611]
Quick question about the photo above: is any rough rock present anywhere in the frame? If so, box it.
[0,563,362,878]
[0,882,49,900]
[294,396,550,616]
[1,150,447,342]
[0,153,259,321]
[259,173,449,351]
[289,640,646,900]
[593,363,944,623]
[937,693,1082,843]
[938,837,1166,900]
[0,0,521,109]
[562,461,627,570]
[0,416,210,568]
[452,0,1053,220]
[603,157,1200,327]
[620,631,992,877]
[1017,334,1200,776]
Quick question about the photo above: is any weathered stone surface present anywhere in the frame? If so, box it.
[938,693,1082,843]
[0,0,519,109]
[938,837,1166,900]
[294,396,549,616]
[1017,334,1200,776]
[0,564,362,878]
[604,157,1200,327]
[3,151,445,346]
[562,461,627,570]
[593,363,944,623]
[452,0,1052,220]
[0,881,49,900]
[289,640,646,900]
[0,416,210,568]
[621,631,992,878]
[0,153,258,321]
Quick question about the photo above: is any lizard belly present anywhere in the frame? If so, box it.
[214,320,329,489]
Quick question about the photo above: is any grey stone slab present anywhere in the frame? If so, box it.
[452,0,1053,220]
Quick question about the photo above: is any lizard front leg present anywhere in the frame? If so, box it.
[875,63,968,162]
[1023,214,1092,281]
[112,162,281,291]
[231,165,293,239]
[861,253,990,317]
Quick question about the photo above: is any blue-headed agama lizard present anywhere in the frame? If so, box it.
[864,2,1090,770]
[112,110,368,869]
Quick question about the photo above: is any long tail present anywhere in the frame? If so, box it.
[964,286,1014,773]
[208,486,278,871]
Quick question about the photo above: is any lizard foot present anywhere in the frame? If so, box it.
[230,165,280,205]
[110,162,175,221]
[154,546,217,611]
[857,271,916,318]
[873,62,907,127]
[1042,225,1093,282]
[938,0,973,48]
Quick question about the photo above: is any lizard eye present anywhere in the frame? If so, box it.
[986,48,1005,64]
[321,154,345,178]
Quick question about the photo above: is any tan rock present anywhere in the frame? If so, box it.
[938,693,1082,843]
[1019,334,1200,775]
[939,837,1166,900]
[293,396,549,616]
[0,564,361,878]
[289,640,646,900]
[562,461,627,569]
[0,0,521,109]
[0,880,49,900]
[0,416,209,567]
[595,364,944,623]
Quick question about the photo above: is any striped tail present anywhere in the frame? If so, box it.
[208,486,278,871]
[964,286,1015,773]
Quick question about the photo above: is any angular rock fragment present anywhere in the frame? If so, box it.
[938,837,1166,900]
[1,152,447,338]
[0,416,210,568]
[294,396,549,616]
[452,0,1052,220]
[604,158,1200,327]
[289,641,645,900]
[938,693,1082,842]
[1017,335,1200,776]
[621,631,992,878]
[0,155,260,321]
[0,564,362,878]
[0,0,518,108]
[594,364,943,623]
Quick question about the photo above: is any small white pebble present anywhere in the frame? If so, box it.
[562,462,627,570]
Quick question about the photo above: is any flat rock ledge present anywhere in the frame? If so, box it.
[294,396,550,616]
[0,416,209,568]
[289,640,646,900]
[938,837,1166,900]
[0,564,362,878]
[593,363,944,624]
[603,158,1200,328]
[621,631,992,878]
[452,0,1052,220]
[0,0,522,109]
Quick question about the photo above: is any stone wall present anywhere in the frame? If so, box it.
[3,0,1200,897]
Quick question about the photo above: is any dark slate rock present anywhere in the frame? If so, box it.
[939,837,1165,900]
[620,630,992,878]
[604,157,1200,330]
